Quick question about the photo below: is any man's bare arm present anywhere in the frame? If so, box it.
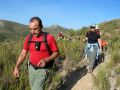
[13,49,28,77]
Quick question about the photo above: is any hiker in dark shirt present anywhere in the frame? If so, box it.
[85,25,102,73]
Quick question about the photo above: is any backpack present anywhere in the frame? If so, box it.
[28,32,54,68]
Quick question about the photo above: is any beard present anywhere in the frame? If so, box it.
[32,29,42,37]
[33,30,42,37]
[33,33,40,37]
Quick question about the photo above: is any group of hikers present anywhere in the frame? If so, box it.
[57,31,80,41]
[13,17,108,90]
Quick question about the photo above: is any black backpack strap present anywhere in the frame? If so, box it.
[42,32,52,55]
[42,32,54,68]
[28,33,52,55]
[27,34,33,49]
[28,34,33,46]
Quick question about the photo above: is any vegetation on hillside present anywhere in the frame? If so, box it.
[93,19,120,90]
[0,19,120,90]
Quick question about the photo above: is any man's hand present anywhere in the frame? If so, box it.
[13,49,28,78]
[37,58,48,67]
[13,67,19,78]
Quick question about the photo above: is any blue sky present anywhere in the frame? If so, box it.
[0,0,120,29]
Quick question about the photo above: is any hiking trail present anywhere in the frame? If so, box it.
[57,53,110,90]
[71,53,110,90]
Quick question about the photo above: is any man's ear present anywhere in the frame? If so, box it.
[40,25,43,29]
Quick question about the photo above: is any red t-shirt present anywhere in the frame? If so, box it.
[23,33,59,65]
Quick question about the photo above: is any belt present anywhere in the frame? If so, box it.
[29,62,44,70]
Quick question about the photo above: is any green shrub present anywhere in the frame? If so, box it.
[116,75,120,87]
[115,65,120,75]
[111,51,120,64]
[93,67,110,90]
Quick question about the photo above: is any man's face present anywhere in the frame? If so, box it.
[29,20,41,37]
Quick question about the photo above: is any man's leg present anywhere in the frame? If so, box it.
[28,63,47,90]
[32,69,47,90]
[88,47,97,72]
[28,63,36,89]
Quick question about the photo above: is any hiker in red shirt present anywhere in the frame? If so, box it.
[57,32,64,40]
[13,17,59,90]
[58,32,63,37]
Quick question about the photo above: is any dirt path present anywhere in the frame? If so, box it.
[71,53,110,90]
[57,53,110,90]
[57,66,88,90]
[71,73,96,90]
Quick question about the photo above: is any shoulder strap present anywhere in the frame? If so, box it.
[28,34,33,49]
[27,33,52,55]
[28,34,33,45]
[42,32,52,55]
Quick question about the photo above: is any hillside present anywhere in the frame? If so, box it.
[0,20,29,41]
[0,19,120,90]
[0,20,69,41]
[56,19,120,90]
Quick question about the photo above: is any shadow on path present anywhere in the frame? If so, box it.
[57,66,87,90]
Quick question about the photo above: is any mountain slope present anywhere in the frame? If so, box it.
[57,19,120,90]
[0,20,69,41]
[0,20,29,41]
